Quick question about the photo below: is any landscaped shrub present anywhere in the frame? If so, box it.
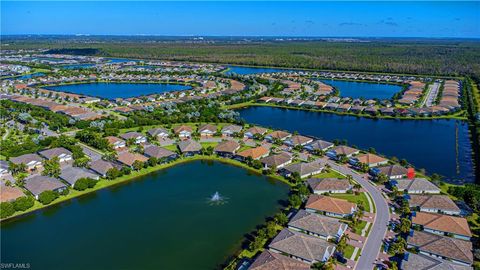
[0,202,15,218]
[74,178,97,191]
[13,196,34,211]
[38,190,59,205]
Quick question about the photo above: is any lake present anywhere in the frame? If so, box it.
[320,79,403,100]
[238,106,475,184]
[1,160,289,270]
[45,82,192,99]
[225,65,293,75]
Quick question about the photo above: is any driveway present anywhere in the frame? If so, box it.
[322,158,390,270]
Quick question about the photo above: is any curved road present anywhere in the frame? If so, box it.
[323,159,390,270]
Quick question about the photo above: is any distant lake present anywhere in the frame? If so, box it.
[320,79,403,100]
[45,82,192,99]
[238,106,475,184]
[1,160,289,270]
[225,65,294,75]
[109,58,140,63]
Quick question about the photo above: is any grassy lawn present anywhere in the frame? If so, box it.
[200,142,219,148]
[162,144,178,151]
[353,220,368,234]
[343,245,355,260]
[330,192,371,212]
[311,169,345,179]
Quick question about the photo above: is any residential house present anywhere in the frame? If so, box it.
[89,159,120,177]
[288,210,348,241]
[24,175,67,200]
[326,145,359,159]
[38,147,73,163]
[177,140,202,156]
[221,124,243,137]
[0,184,25,202]
[350,153,388,168]
[59,166,99,187]
[10,153,43,171]
[198,124,217,137]
[408,195,461,216]
[284,135,313,147]
[237,146,270,161]
[412,212,471,240]
[106,136,126,150]
[265,130,291,142]
[304,140,334,152]
[248,250,310,270]
[147,128,170,140]
[143,145,178,161]
[391,178,441,194]
[306,194,357,218]
[402,252,472,270]
[268,228,336,264]
[260,152,292,169]
[407,231,473,266]
[116,151,149,168]
[281,162,324,179]
[213,140,240,158]
[371,164,408,179]
[120,132,147,144]
[307,178,352,194]
[244,126,268,139]
[173,125,193,139]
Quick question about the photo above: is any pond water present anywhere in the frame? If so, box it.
[1,160,289,270]
[45,82,192,99]
[320,79,403,100]
[238,106,476,184]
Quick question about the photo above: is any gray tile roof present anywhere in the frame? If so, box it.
[305,140,334,151]
[120,131,145,140]
[143,145,177,159]
[89,159,117,176]
[377,165,408,177]
[394,178,440,193]
[147,128,169,137]
[249,250,310,270]
[10,153,43,165]
[409,195,460,214]
[178,140,202,153]
[402,252,472,270]
[307,178,352,192]
[260,152,292,168]
[284,162,324,176]
[60,166,99,186]
[24,175,66,196]
[38,147,72,160]
[288,209,346,239]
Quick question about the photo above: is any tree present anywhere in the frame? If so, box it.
[288,194,302,208]
[297,184,310,198]
[38,190,59,205]
[42,157,61,178]
[388,237,406,255]
[0,202,15,218]
[74,156,90,167]
[398,218,412,234]
[274,212,288,226]
[376,173,389,184]
[13,196,34,212]
[336,234,349,254]
[121,166,132,175]
[8,162,26,176]
[106,167,121,180]
[74,178,97,191]
[132,160,144,171]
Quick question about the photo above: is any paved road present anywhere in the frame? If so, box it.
[423,82,441,107]
[322,159,390,270]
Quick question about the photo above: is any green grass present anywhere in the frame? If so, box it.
[311,169,345,179]
[330,192,371,212]
[343,245,355,260]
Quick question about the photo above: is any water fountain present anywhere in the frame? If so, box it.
[208,191,228,205]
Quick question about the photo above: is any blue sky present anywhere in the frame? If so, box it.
[2,1,479,38]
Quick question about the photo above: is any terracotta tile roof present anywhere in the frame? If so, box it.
[245,126,267,135]
[249,250,310,270]
[237,146,269,160]
[306,194,356,215]
[173,125,193,134]
[287,135,313,146]
[0,185,25,202]
[377,164,408,177]
[106,136,125,145]
[260,152,292,168]
[412,212,471,237]
[116,152,148,166]
[356,153,387,165]
[213,140,240,153]
[198,124,217,133]
[333,145,359,156]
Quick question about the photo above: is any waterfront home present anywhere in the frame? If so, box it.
[244,126,268,139]
[371,164,408,179]
[350,105,366,113]
[391,178,440,194]
[248,250,310,270]
[143,145,177,161]
[237,146,270,161]
[412,212,471,240]
[38,147,73,163]
[213,140,240,158]
[24,175,67,200]
[401,252,472,270]
[177,140,202,156]
[106,136,126,150]
[288,209,348,241]
[407,231,473,266]
[307,178,352,194]
[408,195,461,216]
[221,124,243,137]
[198,124,217,137]
[173,125,193,139]
[89,159,119,177]
[304,140,334,152]
[120,132,147,144]
[281,162,324,179]
[364,107,378,115]
[0,184,25,203]
[10,153,44,171]
[284,135,313,147]
[265,130,291,142]
[59,166,99,187]
[306,194,357,218]
[147,127,170,140]
[260,152,292,170]
[116,151,149,168]
[327,145,359,159]
[268,228,336,264]
[350,153,388,168]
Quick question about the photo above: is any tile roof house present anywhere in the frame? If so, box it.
[288,209,348,241]
[412,212,471,240]
[59,166,99,186]
[173,125,193,138]
[177,140,202,156]
[401,252,472,270]
[408,195,461,216]
[260,152,292,169]
[284,135,313,147]
[198,124,217,137]
[351,153,388,167]
[213,140,240,157]
[244,126,268,139]
[268,228,336,264]
[392,178,441,194]
[106,136,126,150]
[89,159,120,177]
[0,184,25,202]
[304,140,334,152]
[327,145,360,158]
[116,152,149,167]
[147,128,170,139]
[24,175,67,199]
[248,250,310,270]
[38,147,73,163]
[373,164,408,179]
[306,194,357,218]
[281,162,324,179]
[221,124,243,137]
[237,146,270,160]
[120,132,147,144]
[265,130,292,142]
[143,145,177,161]
[407,231,473,266]
[307,178,352,194]
[10,153,43,171]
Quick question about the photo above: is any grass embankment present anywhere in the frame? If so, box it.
[225,102,468,121]
[0,155,293,222]
[330,192,371,213]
